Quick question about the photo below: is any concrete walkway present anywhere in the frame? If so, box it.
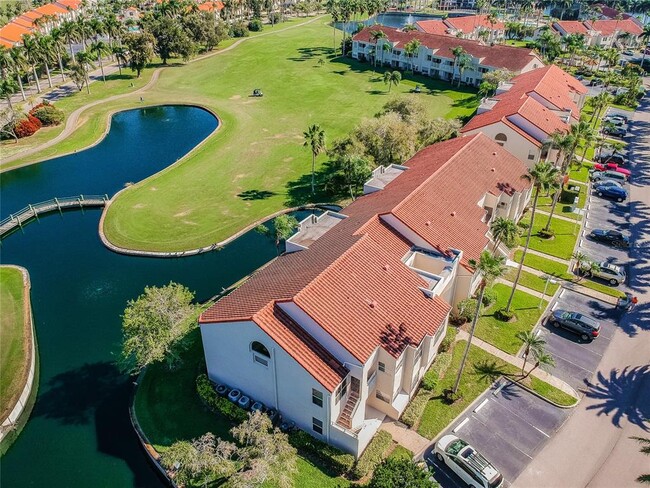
[536,208,582,224]
[524,248,571,264]
[380,419,430,455]
[455,330,579,399]
[495,277,547,299]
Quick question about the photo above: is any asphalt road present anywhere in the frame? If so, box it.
[513,85,650,488]
[423,382,570,488]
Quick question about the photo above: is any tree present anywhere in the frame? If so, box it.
[303,123,326,194]
[0,107,20,142]
[452,251,507,395]
[630,436,650,484]
[21,34,42,93]
[90,40,109,82]
[0,77,18,110]
[383,70,401,92]
[35,32,55,88]
[120,282,197,374]
[589,92,612,123]
[59,19,78,60]
[542,130,576,232]
[74,50,94,94]
[416,117,461,149]
[482,68,514,87]
[123,32,155,77]
[49,27,68,82]
[68,61,88,92]
[571,251,590,277]
[354,111,417,165]
[404,38,421,73]
[478,80,496,99]
[148,16,195,64]
[516,330,546,375]
[112,45,128,76]
[381,96,426,125]
[576,120,596,164]
[326,151,372,200]
[370,29,387,67]
[1,46,26,101]
[490,217,519,253]
[505,162,561,312]
[527,350,555,376]
[639,25,650,69]
[369,457,437,488]
[450,46,465,85]
[456,52,473,87]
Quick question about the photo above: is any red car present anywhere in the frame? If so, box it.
[593,162,631,177]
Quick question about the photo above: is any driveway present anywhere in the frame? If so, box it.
[537,289,618,390]
[423,382,571,488]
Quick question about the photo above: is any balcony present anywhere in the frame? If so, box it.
[285,211,347,253]
[363,164,408,194]
[477,97,499,114]
[404,248,460,297]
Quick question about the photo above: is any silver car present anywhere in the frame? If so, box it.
[587,261,626,285]
[434,434,504,488]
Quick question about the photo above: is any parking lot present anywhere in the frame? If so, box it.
[423,382,571,488]
[537,289,619,390]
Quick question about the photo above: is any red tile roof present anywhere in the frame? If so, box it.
[353,25,541,73]
[198,1,224,11]
[444,14,505,34]
[34,3,70,16]
[55,0,82,10]
[0,23,32,43]
[587,19,643,36]
[201,134,529,371]
[0,39,13,48]
[552,21,590,35]
[253,303,348,392]
[416,19,451,36]
[11,17,35,29]
[592,4,635,21]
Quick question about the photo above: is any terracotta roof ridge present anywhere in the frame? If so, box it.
[392,134,478,215]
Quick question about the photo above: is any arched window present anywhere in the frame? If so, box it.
[495,133,507,146]
[251,341,270,358]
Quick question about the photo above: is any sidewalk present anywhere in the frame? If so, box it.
[536,208,581,224]
[455,329,579,399]
[525,248,571,264]
[380,419,430,455]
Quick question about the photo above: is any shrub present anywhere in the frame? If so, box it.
[14,114,42,138]
[230,21,249,37]
[438,336,453,353]
[248,19,263,31]
[494,308,515,321]
[421,370,438,391]
[430,352,452,379]
[400,389,430,428]
[30,104,64,126]
[288,429,355,475]
[268,12,282,24]
[560,187,580,204]
[351,430,393,479]
[455,298,477,324]
[517,221,530,230]
[482,288,498,307]
[538,228,555,238]
[195,374,248,423]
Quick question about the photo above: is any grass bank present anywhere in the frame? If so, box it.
[519,215,578,260]
[0,267,29,421]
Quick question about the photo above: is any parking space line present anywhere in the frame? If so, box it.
[474,403,534,461]
[532,425,550,438]
[453,418,469,433]
[474,399,489,413]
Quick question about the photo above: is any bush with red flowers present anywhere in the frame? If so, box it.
[14,114,42,138]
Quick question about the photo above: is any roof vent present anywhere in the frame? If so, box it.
[451,211,456,217]
[492,152,497,156]
[383,264,390,271]
[368,300,378,309]
[425,220,431,226]
[491,167,496,172]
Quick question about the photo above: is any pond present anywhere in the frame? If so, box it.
[0,106,313,487]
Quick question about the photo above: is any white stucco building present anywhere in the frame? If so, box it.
[199,134,532,458]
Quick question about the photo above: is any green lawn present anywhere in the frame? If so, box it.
[513,250,626,299]
[0,267,28,421]
[504,40,529,47]
[134,328,345,486]
[569,162,593,182]
[86,17,476,252]
[417,340,576,439]
[519,214,579,260]
[503,267,560,295]
[475,284,547,354]
[537,185,587,221]
[388,445,413,461]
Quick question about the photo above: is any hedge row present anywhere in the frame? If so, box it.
[350,430,393,479]
[400,389,431,428]
[288,429,355,476]
[195,374,249,424]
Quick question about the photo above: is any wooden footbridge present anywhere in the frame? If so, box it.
[0,195,109,239]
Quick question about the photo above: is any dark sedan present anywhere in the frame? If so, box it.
[603,125,627,138]
[589,229,630,248]
[595,153,626,165]
[549,310,601,341]
[595,185,627,202]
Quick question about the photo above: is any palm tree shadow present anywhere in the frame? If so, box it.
[583,365,650,431]
[473,360,512,383]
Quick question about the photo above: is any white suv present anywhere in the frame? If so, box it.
[434,434,504,488]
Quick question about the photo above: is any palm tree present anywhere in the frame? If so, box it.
[59,20,78,60]
[505,161,561,312]
[303,124,326,194]
[35,32,55,88]
[21,34,42,93]
[451,46,466,85]
[589,92,612,123]
[404,38,421,73]
[74,50,93,94]
[527,350,555,376]
[370,30,387,67]
[452,251,507,395]
[381,43,391,66]
[90,41,109,82]
[516,330,546,375]
[490,217,519,254]
[577,122,596,164]
[631,436,650,484]
[640,25,650,69]
[457,53,473,87]
[113,45,128,76]
[0,77,18,110]
[383,70,401,92]
[50,28,67,82]
[7,47,27,101]
[572,251,590,274]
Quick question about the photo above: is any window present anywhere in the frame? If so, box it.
[312,388,323,407]
[426,54,432,61]
[378,361,386,373]
[432,57,441,64]
[251,341,270,367]
[251,341,270,357]
[335,377,348,404]
[495,133,507,146]
[312,417,323,435]
[359,42,366,48]
[528,150,536,161]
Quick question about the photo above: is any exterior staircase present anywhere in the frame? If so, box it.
[336,391,359,430]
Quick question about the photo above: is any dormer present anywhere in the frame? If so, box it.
[363,164,408,194]
[285,211,347,253]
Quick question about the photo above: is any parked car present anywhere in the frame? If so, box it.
[584,261,626,285]
[548,310,601,341]
[623,49,635,56]
[604,117,627,127]
[594,153,626,165]
[594,185,628,202]
[591,162,631,177]
[588,229,630,248]
[603,125,627,137]
[604,113,628,123]
[593,179,624,191]
[434,435,504,488]
[590,78,604,86]
[591,170,627,184]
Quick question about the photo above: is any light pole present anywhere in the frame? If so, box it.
[540,275,559,309]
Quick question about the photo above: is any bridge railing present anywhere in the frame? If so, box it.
[0,194,109,227]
